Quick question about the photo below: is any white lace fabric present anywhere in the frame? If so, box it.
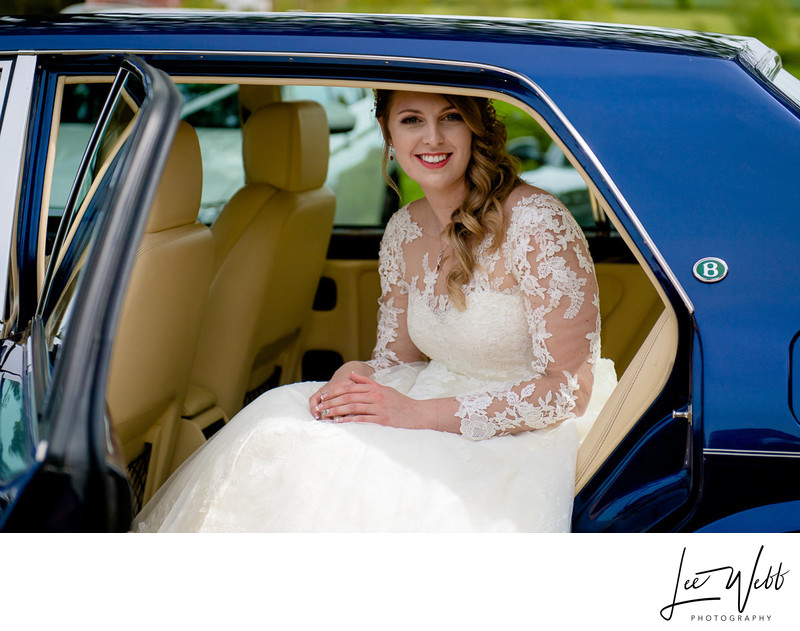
[366,192,600,440]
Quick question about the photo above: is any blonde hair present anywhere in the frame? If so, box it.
[375,90,521,310]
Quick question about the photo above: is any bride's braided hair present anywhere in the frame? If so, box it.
[375,90,522,310]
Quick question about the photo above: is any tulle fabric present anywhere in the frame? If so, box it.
[132,358,616,533]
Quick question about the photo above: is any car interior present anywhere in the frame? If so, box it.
[40,75,678,513]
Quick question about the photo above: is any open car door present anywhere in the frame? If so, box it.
[0,56,182,532]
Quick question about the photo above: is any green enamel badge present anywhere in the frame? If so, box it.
[693,257,728,283]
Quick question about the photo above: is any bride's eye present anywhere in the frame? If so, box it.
[400,115,421,125]
[443,112,463,122]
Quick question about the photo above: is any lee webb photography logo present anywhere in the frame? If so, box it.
[659,545,790,624]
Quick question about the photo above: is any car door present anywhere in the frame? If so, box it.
[0,55,182,532]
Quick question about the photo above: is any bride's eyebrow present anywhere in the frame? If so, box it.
[396,106,459,116]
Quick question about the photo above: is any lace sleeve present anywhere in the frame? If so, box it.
[457,194,601,440]
[365,207,428,371]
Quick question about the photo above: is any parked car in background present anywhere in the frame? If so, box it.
[0,11,799,532]
[517,138,595,230]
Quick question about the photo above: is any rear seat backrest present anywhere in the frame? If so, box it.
[106,121,214,506]
[186,100,336,420]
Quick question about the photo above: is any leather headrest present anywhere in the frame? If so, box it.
[146,121,202,233]
[242,101,329,192]
[238,84,282,115]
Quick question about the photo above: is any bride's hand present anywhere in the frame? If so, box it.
[314,371,427,429]
[308,361,373,420]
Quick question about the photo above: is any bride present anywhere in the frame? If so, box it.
[133,89,616,532]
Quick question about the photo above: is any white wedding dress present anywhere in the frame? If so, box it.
[133,193,616,532]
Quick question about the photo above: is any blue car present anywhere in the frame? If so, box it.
[0,11,798,532]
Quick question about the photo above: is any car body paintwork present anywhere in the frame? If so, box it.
[0,12,798,531]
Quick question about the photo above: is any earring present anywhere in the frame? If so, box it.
[389,145,395,161]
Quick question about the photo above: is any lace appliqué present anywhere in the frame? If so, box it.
[458,371,581,440]
[366,195,599,442]
[366,208,422,371]
[587,293,601,367]
[411,220,507,319]
[457,194,597,440]
[367,297,404,371]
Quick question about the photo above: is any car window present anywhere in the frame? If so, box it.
[179,82,390,227]
[282,85,388,226]
[46,79,114,257]
[47,80,394,228]
[2,57,42,334]
[39,71,142,365]
[0,372,28,488]
[177,82,595,232]
[520,141,595,230]
[178,83,244,225]
[55,79,597,233]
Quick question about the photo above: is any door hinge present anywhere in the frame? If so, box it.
[672,404,692,425]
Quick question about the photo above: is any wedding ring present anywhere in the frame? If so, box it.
[322,409,330,416]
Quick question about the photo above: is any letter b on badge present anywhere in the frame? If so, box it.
[693,257,728,283]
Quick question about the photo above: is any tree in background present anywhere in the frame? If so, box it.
[732,0,791,48]
[541,0,613,21]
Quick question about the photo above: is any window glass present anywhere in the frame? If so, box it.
[179,83,390,227]
[49,82,113,235]
[0,375,29,486]
[179,84,244,225]
[49,79,596,235]
[519,141,594,230]
[40,73,142,365]
[282,85,388,227]
[179,83,594,231]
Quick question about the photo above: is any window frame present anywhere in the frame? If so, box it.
[0,55,37,337]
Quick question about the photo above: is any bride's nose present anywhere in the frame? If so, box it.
[423,121,445,146]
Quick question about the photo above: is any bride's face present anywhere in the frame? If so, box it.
[382,92,473,198]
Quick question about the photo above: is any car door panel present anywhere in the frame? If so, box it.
[1,55,183,532]
[300,258,381,383]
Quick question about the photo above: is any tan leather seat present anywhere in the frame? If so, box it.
[106,121,213,506]
[595,262,663,374]
[186,100,335,421]
[575,308,678,493]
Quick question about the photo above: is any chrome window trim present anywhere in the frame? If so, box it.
[705,448,800,459]
[31,48,694,313]
[0,55,37,330]
[0,58,11,100]
[772,68,800,110]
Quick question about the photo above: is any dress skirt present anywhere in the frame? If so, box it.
[133,358,616,532]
